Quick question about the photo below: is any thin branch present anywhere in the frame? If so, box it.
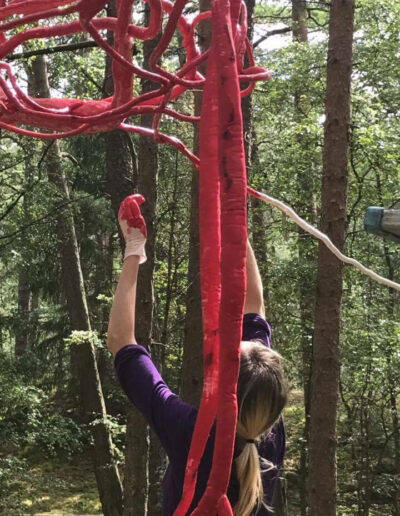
[0,155,29,175]
[0,195,92,243]
[7,41,99,61]
[0,144,53,222]
[253,26,292,49]
[78,65,107,96]
[60,152,81,167]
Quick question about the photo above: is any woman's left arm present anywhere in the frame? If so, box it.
[107,194,147,356]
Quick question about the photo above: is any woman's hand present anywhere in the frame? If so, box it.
[118,194,147,264]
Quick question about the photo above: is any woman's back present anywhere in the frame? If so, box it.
[115,313,285,515]
[162,412,285,515]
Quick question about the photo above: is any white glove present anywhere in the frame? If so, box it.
[118,194,147,264]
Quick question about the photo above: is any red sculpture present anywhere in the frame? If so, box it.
[0,1,270,513]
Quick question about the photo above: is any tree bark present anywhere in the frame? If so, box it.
[136,7,163,513]
[15,270,31,357]
[308,2,355,515]
[292,0,308,43]
[241,0,270,304]
[291,2,314,514]
[28,55,123,516]
[241,0,256,171]
[122,406,149,516]
[15,135,36,357]
[102,3,159,513]
[180,0,212,406]
[274,475,289,516]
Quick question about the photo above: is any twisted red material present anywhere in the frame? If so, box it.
[0,1,270,513]
[0,0,268,139]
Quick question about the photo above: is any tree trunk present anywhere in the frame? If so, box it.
[308,2,355,515]
[136,7,163,513]
[102,3,160,513]
[122,406,149,516]
[241,0,265,265]
[15,136,36,357]
[292,0,308,43]
[241,0,270,303]
[180,0,212,406]
[28,55,123,516]
[103,2,137,224]
[241,0,255,171]
[15,270,31,357]
[96,233,117,400]
[291,2,314,514]
[274,475,289,516]
[30,291,40,349]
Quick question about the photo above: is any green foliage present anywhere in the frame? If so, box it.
[0,352,84,457]
[0,456,29,515]
[64,330,102,349]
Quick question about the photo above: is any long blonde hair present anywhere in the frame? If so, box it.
[234,341,287,516]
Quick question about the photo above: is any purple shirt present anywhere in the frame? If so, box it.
[115,313,285,515]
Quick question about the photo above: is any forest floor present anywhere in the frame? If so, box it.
[4,452,101,515]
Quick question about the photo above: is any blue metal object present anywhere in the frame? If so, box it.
[364,207,400,243]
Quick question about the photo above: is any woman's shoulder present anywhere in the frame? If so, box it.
[242,313,272,348]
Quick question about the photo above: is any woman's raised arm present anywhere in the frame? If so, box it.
[244,239,266,318]
[107,195,147,356]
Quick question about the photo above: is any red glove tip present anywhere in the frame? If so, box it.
[132,194,146,206]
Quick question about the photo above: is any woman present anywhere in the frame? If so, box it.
[108,194,287,516]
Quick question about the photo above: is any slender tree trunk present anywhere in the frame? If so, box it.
[103,2,137,222]
[241,0,255,171]
[28,55,123,516]
[30,291,40,348]
[96,234,117,398]
[102,3,161,513]
[308,2,355,515]
[292,0,308,43]
[241,0,269,303]
[273,476,289,516]
[241,0,266,268]
[161,153,180,346]
[103,113,149,516]
[15,136,36,357]
[292,2,314,514]
[180,0,211,406]
[136,7,163,513]
[15,271,31,357]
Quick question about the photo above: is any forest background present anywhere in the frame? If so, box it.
[0,0,399,515]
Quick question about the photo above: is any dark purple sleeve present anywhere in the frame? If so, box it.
[114,345,196,461]
[242,313,272,347]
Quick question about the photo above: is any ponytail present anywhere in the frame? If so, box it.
[234,441,268,516]
[234,342,287,516]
